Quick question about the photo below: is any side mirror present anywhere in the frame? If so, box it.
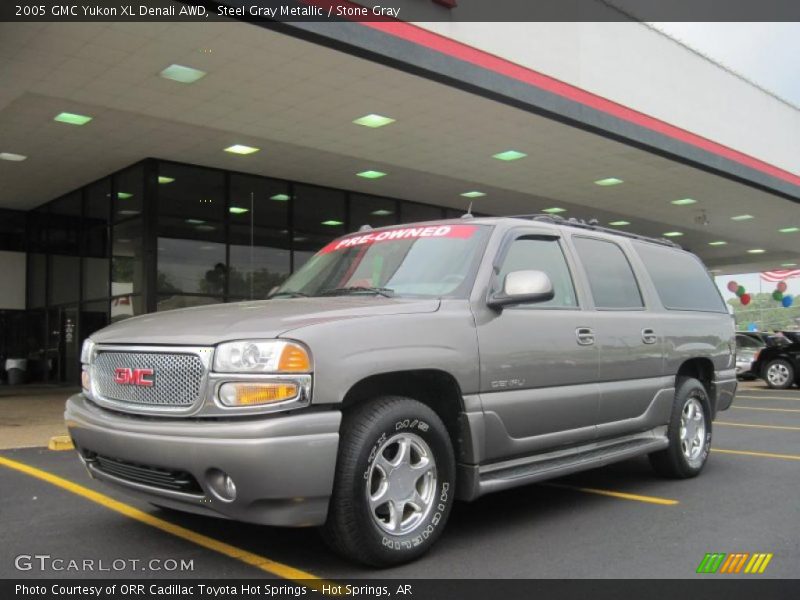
[488,270,554,309]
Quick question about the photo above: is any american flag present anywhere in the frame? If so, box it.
[761,269,800,283]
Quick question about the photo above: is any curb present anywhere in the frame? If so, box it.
[48,436,74,451]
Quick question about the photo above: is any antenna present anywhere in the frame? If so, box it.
[461,201,474,220]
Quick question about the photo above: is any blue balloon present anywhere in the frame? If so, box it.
[783,295,794,308]
[747,323,758,331]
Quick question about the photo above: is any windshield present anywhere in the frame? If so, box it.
[273,224,490,298]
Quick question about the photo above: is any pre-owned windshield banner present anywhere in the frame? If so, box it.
[320,224,478,254]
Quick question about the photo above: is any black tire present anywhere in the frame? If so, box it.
[763,358,795,390]
[322,397,455,567]
[649,377,712,479]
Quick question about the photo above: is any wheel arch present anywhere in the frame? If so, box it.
[676,357,716,412]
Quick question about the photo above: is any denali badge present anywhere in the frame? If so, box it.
[113,367,154,387]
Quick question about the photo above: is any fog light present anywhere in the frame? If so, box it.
[207,469,237,502]
[81,368,91,391]
[218,382,298,407]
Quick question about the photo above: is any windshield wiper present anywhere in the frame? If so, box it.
[269,291,309,298]
[318,286,395,298]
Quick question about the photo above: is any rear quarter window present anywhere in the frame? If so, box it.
[633,241,727,313]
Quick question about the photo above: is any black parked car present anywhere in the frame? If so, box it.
[752,331,800,389]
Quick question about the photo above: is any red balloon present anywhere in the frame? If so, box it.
[740,293,751,306]
[777,281,788,293]
[727,281,739,293]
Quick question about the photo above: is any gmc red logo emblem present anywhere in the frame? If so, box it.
[114,368,154,387]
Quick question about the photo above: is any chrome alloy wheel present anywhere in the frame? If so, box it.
[767,362,791,387]
[680,397,706,462]
[366,432,438,535]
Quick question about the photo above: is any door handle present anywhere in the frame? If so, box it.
[642,328,657,344]
[576,327,595,346]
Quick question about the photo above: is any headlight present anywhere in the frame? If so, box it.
[214,340,311,373]
[80,338,95,364]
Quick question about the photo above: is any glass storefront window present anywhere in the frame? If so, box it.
[293,184,345,269]
[349,194,398,232]
[110,294,143,323]
[157,163,225,222]
[49,255,80,305]
[48,192,82,255]
[401,202,444,224]
[0,209,27,252]
[80,300,109,344]
[229,174,290,299]
[27,253,47,309]
[158,237,226,295]
[113,165,144,222]
[112,218,143,297]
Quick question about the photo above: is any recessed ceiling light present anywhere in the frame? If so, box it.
[594,177,623,186]
[747,249,766,254]
[159,64,207,83]
[460,191,486,198]
[708,241,727,246]
[54,112,92,126]
[542,207,566,214]
[294,236,308,242]
[731,214,754,221]
[195,224,216,232]
[118,210,139,216]
[229,206,249,214]
[224,144,260,155]
[199,245,217,251]
[608,220,630,226]
[371,209,393,216]
[117,192,133,199]
[0,152,27,161]
[186,218,205,225]
[321,220,344,226]
[270,193,290,201]
[779,227,799,233]
[357,170,386,179]
[671,198,697,206]
[492,150,527,161]
[116,238,131,243]
[158,176,175,184]
[663,231,684,237]
[782,262,797,267]
[353,114,395,128]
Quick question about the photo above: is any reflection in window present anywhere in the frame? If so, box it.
[113,165,144,222]
[50,255,80,305]
[112,218,143,297]
[293,185,344,268]
[49,192,82,255]
[27,253,47,308]
[401,202,444,224]
[498,238,577,308]
[349,194,398,232]
[157,237,226,295]
[110,295,143,323]
[157,295,223,312]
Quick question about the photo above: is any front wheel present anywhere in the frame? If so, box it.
[764,359,795,389]
[650,377,712,479]
[323,397,455,567]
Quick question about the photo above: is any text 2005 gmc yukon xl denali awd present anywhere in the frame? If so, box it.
[66,215,737,566]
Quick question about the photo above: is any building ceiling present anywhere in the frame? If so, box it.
[0,20,798,275]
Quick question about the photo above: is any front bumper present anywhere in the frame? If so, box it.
[65,393,341,527]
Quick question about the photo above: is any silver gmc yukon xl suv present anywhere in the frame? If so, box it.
[66,215,737,566]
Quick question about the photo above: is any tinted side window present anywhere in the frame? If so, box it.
[572,237,643,309]
[497,237,577,308]
[633,242,726,313]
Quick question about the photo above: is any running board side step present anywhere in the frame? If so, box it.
[457,429,668,500]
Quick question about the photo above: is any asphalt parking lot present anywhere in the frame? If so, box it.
[1,382,798,580]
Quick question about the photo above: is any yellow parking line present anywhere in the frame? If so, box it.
[735,395,800,402]
[543,482,679,506]
[715,421,800,432]
[732,406,800,413]
[712,448,800,461]
[0,455,326,586]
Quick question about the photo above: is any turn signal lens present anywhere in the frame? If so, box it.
[278,343,311,372]
[218,382,299,407]
[81,368,91,391]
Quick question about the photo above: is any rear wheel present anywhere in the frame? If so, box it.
[323,397,455,567]
[650,377,712,479]
[764,359,794,389]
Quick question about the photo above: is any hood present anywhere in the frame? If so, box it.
[91,296,441,346]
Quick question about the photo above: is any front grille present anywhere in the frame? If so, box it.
[86,451,202,494]
[93,351,205,408]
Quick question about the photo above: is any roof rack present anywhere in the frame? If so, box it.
[505,214,681,248]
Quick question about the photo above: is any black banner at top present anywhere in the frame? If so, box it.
[1,0,799,22]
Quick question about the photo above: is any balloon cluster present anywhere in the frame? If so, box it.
[770,281,794,308]
[727,280,751,305]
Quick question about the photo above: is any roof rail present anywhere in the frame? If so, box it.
[505,214,681,248]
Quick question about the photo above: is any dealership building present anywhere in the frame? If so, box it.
[0,11,798,384]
